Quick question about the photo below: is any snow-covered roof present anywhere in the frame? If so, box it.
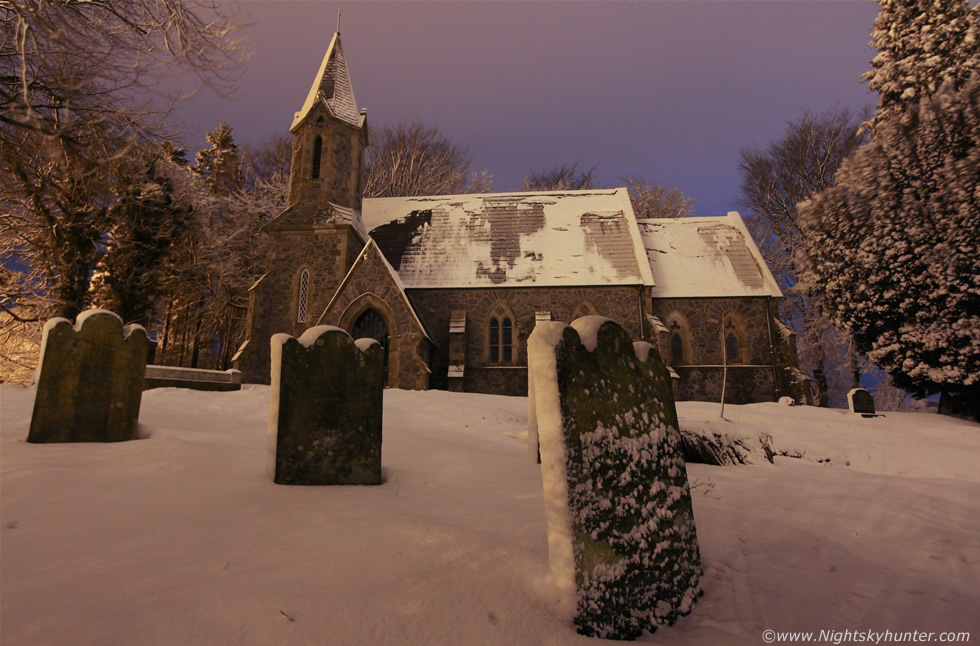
[638,212,782,298]
[291,33,362,132]
[362,189,654,289]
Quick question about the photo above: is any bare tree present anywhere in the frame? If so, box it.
[0,123,115,319]
[520,162,596,191]
[364,122,492,197]
[2,0,242,139]
[738,108,867,407]
[242,134,292,191]
[625,177,694,219]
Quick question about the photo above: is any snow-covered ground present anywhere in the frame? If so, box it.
[1,385,977,645]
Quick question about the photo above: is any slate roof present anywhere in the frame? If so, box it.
[264,201,367,240]
[361,189,655,289]
[291,33,362,132]
[637,212,782,298]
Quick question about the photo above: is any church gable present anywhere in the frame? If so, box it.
[363,189,654,289]
[320,240,432,390]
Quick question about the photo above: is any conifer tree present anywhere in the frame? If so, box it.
[862,0,979,131]
[90,145,196,327]
[192,123,242,196]
[801,75,980,419]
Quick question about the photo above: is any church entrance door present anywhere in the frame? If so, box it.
[351,308,389,386]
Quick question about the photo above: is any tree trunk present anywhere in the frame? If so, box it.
[848,343,862,388]
[190,313,202,369]
[813,346,830,408]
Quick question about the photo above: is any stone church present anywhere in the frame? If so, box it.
[233,32,808,404]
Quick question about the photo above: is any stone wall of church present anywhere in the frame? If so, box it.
[408,285,646,396]
[234,225,365,384]
[650,297,779,403]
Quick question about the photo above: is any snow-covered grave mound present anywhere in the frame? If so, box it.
[1,384,978,645]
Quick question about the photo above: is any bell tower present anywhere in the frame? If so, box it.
[233,31,370,383]
[287,31,368,216]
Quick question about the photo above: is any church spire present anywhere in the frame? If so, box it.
[291,31,361,132]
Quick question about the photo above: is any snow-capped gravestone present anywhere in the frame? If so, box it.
[847,388,877,417]
[28,310,149,443]
[269,326,384,485]
[528,316,702,640]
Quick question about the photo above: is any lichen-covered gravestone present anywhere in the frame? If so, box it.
[528,316,702,640]
[269,326,385,485]
[28,310,149,443]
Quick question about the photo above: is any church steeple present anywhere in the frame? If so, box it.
[286,31,368,215]
[291,32,362,132]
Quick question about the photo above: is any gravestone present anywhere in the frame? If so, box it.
[528,316,702,640]
[847,388,876,417]
[28,310,149,443]
[269,325,385,485]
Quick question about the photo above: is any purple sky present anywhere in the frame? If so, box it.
[173,0,881,216]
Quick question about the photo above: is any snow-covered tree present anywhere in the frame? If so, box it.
[625,176,694,219]
[0,123,115,320]
[738,108,867,407]
[192,122,243,196]
[89,145,196,327]
[364,122,493,197]
[801,75,980,419]
[2,0,241,140]
[0,0,242,369]
[862,0,980,132]
[157,131,287,369]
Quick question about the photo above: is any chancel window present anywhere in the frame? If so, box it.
[312,136,323,179]
[297,270,310,323]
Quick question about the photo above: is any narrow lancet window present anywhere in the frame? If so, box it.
[312,136,323,179]
[489,318,500,363]
[297,270,310,323]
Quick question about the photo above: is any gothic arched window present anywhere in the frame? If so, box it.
[670,321,685,364]
[721,312,747,364]
[297,269,310,323]
[666,311,692,366]
[488,303,516,364]
[312,136,323,179]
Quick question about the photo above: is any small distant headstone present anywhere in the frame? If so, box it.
[269,325,384,485]
[28,310,149,443]
[528,316,702,640]
[847,388,877,417]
